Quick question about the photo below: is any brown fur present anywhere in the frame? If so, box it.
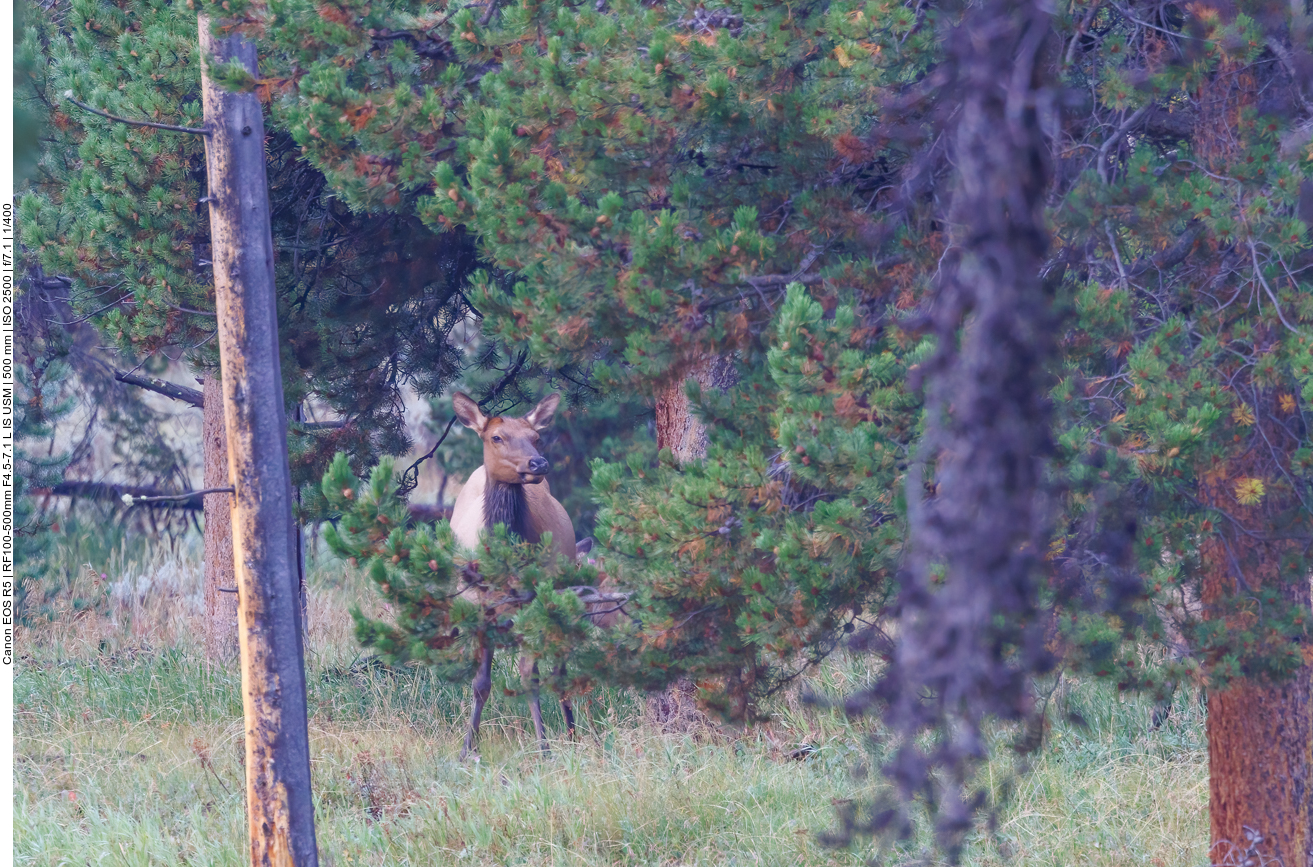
[449,393,575,560]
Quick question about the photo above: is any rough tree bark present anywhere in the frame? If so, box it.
[203,375,238,661]
[654,356,737,465]
[200,14,319,865]
[1200,431,1312,867]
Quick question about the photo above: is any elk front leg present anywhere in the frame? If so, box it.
[556,663,576,738]
[461,635,494,761]
[519,655,551,755]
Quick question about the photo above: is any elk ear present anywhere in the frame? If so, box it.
[524,393,561,432]
[451,392,488,433]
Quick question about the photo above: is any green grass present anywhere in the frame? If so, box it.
[15,531,1209,866]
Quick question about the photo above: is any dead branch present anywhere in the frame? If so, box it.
[63,92,209,135]
[114,369,205,408]
[41,481,204,510]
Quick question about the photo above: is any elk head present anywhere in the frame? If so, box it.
[451,392,561,485]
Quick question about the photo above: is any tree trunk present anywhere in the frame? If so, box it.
[647,355,737,730]
[200,14,319,866]
[1205,674,1311,867]
[203,376,238,661]
[1192,54,1312,866]
[1200,465,1311,867]
[654,355,737,464]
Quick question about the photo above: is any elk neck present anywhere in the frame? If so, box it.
[483,479,532,541]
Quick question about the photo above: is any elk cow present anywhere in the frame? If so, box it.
[449,391,585,758]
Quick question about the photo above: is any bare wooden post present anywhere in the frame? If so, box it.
[203,375,238,661]
[200,14,319,866]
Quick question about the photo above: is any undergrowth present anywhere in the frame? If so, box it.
[14,526,1209,866]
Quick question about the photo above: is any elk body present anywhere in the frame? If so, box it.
[449,392,582,758]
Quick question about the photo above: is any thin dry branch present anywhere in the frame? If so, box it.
[63,92,208,135]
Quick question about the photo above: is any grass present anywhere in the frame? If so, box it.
[15,528,1209,866]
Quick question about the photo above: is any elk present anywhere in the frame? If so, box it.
[449,391,596,758]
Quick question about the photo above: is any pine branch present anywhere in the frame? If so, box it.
[1098,105,1150,184]
[63,92,209,136]
[1124,219,1204,278]
[481,349,530,408]
[740,271,823,288]
[170,304,217,316]
[396,414,459,497]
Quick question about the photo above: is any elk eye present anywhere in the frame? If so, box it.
[491,435,502,444]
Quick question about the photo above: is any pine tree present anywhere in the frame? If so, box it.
[274,0,943,710]
[1048,3,1313,861]
[27,0,1312,855]
[291,0,1312,854]
[14,274,77,622]
[17,0,480,484]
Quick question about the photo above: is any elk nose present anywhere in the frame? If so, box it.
[527,456,551,475]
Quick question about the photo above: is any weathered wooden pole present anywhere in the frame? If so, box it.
[199,14,319,866]
[202,376,238,661]
[292,403,308,635]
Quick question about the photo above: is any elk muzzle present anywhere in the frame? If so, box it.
[520,455,551,483]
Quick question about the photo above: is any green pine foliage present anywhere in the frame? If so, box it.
[296,0,1312,736]
[416,0,935,389]
[588,285,923,710]
[14,0,45,181]
[1049,1,1312,693]
[18,0,480,486]
[283,0,946,710]
[18,0,215,360]
[243,0,942,382]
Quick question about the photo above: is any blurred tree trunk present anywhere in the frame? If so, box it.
[203,375,238,661]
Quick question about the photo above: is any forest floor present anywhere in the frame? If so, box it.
[15,524,1209,866]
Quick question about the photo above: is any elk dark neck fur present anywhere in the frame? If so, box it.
[484,478,532,541]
